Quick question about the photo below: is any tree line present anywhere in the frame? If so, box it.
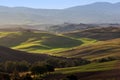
[0,56,118,80]
[0,57,90,73]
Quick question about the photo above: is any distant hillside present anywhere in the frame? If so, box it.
[48,23,120,33]
[0,24,52,30]
[58,38,120,60]
[0,2,120,25]
[64,27,120,40]
[0,46,54,63]
[0,27,44,32]
[48,23,97,33]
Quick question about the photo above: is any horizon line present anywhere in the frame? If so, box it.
[0,1,119,9]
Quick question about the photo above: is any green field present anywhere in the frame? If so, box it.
[0,28,120,60]
[55,60,118,74]
[58,38,120,60]
[0,31,97,54]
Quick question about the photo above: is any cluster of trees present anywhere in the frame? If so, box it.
[0,73,79,80]
[0,61,29,73]
[0,61,55,80]
[0,57,90,73]
[30,63,55,75]
[0,56,118,80]
[0,61,55,74]
[45,58,90,68]
[0,58,90,80]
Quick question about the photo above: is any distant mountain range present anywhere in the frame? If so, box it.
[0,2,120,25]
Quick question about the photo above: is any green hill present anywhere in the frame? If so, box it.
[55,60,119,74]
[0,30,84,54]
[50,60,120,80]
[0,27,120,57]
[58,38,120,60]
[0,46,56,63]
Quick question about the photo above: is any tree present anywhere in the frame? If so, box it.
[30,65,47,75]
[4,61,16,73]
[4,61,29,73]
[16,61,29,72]
[46,64,55,73]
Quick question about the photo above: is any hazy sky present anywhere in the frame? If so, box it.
[0,0,120,9]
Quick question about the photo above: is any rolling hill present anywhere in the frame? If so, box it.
[48,23,120,33]
[47,60,120,80]
[58,38,120,60]
[64,27,120,40]
[0,46,55,63]
[0,45,90,68]
[0,27,120,55]
[0,45,119,80]
[55,60,119,74]
[0,29,84,53]
[48,23,97,33]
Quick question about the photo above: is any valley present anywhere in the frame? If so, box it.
[0,1,120,80]
[0,26,120,80]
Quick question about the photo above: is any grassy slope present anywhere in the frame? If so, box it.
[0,31,96,54]
[0,27,119,57]
[64,27,120,40]
[55,60,119,74]
[58,38,120,60]
[0,46,57,63]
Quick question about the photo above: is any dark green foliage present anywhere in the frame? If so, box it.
[30,63,55,75]
[0,57,90,73]
[45,58,90,68]
[30,65,47,75]
[15,61,30,72]
[66,75,78,80]
[46,64,55,72]
[0,61,30,73]
[4,61,16,73]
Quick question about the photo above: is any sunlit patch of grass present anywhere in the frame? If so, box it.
[0,31,98,55]
[79,38,98,45]
[13,38,97,54]
[55,61,118,74]
[0,32,21,38]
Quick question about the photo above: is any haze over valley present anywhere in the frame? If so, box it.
[0,2,120,26]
